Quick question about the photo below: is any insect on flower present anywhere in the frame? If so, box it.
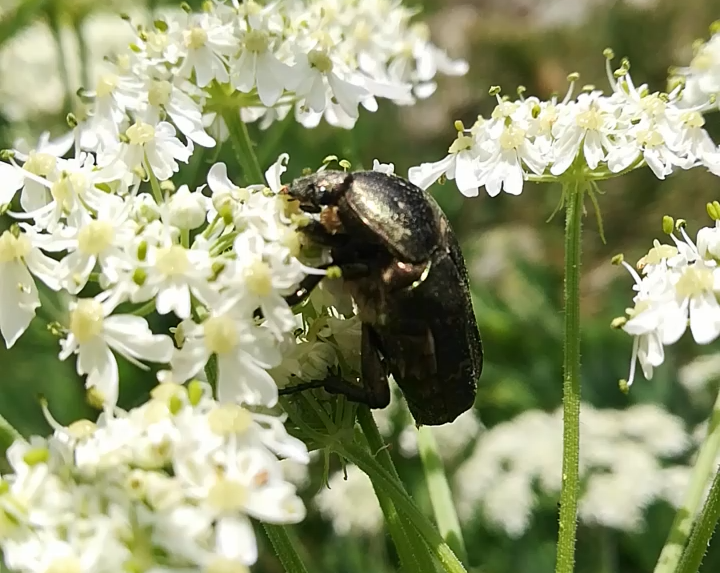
[278,170,483,426]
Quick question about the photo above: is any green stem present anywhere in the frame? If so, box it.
[335,441,466,573]
[555,182,584,573]
[676,469,720,573]
[144,151,164,205]
[73,15,90,89]
[417,426,468,565]
[357,408,437,573]
[655,388,720,573]
[46,2,72,114]
[0,411,21,452]
[223,111,264,185]
[263,524,311,573]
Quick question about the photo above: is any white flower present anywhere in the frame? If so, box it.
[58,297,174,408]
[167,184,209,230]
[0,230,60,348]
[168,310,281,407]
[120,121,193,182]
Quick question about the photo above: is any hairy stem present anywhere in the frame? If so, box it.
[263,524,311,573]
[676,468,720,573]
[555,182,584,573]
[223,111,264,185]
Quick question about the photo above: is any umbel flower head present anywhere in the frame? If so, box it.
[0,383,309,573]
[615,208,720,388]
[408,51,720,198]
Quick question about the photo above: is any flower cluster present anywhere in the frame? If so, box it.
[616,209,720,386]
[408,53,720,197]
[671,24,720,109]
[0,382,309,573]
[69,0,467,142]
[454,404,690,536]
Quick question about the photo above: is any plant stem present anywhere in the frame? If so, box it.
[223,110,264,184]
[676,468,720,573]
[357,408,438,573]
[335,440,467,573]
[263,524,311,573]
[417,426,468,565]
[655,388,720,573]
[555,182,584,573]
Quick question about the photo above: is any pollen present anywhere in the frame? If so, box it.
[203,315,238,355]
[69,299,105,344]
[156,245,190,277]
[499,125,526,151]
[184,26,208,49]
[148,80,172,107]
[245,258,273,296]
[208,404,253,436]
[126,121,156,146]
[208,477,248,511]
[0,231,30,263]
[676,265,714,297]
[308,49,333,73]
[23,152,56,177]
[78,221,115,255]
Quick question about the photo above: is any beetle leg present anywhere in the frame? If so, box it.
[299,219,348,248]
[278,325,390,410]
[283,269,330,307]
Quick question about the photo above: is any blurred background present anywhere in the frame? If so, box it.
[2,0,720,571]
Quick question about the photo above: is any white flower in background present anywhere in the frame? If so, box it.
[398,409,482,460]
[315,464,383,536]
[409,53,720,196]
[0,383,308,573]
[618,213,720,386]
[58,296,174,408]
[453,404,691,536]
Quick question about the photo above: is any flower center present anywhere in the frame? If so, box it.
[208,404,252,436]
[0,231,30,263]
[245,30,268,53]
[641,240,678,266]
[156,245,190,277]
[51,173,86,212]
[681,111,705,129]
[499,125,526,151]
[96,74,118,98]
[208,477,248,511]
[45,556,82,573]
[126,122,156,146]
[245,258,273,296]
[676,265,714,297]
[185,27,208,50]
[308,50,333,73]
[449,135,473,153]
[78,221,115,255]
[70,299,105,344]
[148,80,172,107]
[575,107,603,131]
[203,316,238,355]
[24,152,56,177]
[636,128,664,148]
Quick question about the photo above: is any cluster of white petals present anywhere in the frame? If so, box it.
[618,211,720,386]
[0,382,309,573]
[409,55,720,197]
[454,404,690,536]
[69,0,467,140]
[672,25,720,109]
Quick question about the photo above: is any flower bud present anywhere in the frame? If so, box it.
[167,185,206,230]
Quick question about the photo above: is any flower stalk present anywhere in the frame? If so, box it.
[417,426,468,565]
[263,524,312,573]
[676,468,720,573]
[555,182,584,573]
[655,387,720,573]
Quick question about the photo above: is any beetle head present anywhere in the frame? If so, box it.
[282,171,352,213]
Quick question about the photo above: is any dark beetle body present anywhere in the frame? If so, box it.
[282,170,482,426]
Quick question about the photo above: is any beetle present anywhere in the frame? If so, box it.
[278,169,482,426]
